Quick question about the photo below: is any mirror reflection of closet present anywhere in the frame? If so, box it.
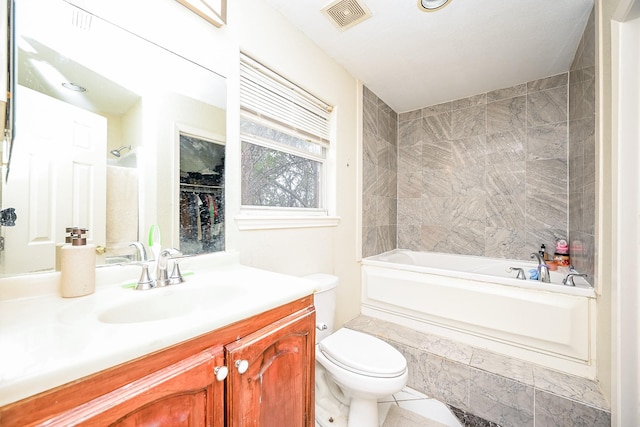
[179,133,225,254]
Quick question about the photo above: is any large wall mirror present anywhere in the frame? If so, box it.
[0,0,227,276]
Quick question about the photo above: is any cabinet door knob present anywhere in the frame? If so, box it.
[214,366,228,381]
[235,359,249,374]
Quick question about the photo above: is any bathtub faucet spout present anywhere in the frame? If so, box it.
[529,253,551,283]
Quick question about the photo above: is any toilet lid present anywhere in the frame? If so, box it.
[318,328,406,378]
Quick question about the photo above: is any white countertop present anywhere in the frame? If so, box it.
[0,252,317,406]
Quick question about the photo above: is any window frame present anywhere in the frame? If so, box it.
[237,54,339,230]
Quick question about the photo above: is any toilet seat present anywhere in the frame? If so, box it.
[318,328,406,378]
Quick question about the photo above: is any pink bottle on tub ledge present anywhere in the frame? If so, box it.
[553,239,570,266]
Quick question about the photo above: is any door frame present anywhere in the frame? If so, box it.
[610,0,640,425]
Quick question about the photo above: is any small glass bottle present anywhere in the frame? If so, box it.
[539,244,547,261]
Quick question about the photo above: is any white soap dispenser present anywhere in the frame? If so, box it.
[60,227,96,298]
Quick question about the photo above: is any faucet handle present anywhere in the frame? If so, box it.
[169,260,185,285]
[507,267,526,280]
[562,273,588,287]
[135,263,154,290]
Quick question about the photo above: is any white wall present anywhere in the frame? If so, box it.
[75,0,363,327]
[230,1,362,327]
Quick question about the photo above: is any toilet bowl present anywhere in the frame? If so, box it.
[306,274,408,427]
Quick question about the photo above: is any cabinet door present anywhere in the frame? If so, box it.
[40,346,225,427]
[226,308,315,427]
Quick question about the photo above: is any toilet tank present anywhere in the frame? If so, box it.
[304,274,338,343]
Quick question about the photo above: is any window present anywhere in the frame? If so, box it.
[239,54,337,229]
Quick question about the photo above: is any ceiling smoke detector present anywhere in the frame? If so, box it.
[322,0,371,31]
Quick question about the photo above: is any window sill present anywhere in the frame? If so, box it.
[235,213,341,230]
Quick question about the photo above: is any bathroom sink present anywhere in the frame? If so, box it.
[97,284,243,324]
[98,293,194,323]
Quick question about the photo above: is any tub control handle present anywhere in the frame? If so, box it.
[214,366,228,381]
[235,359,249,374]
[507,267,526,280]
[316,322,328,331]
[563,273,588,286]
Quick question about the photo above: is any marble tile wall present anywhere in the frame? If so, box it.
[396,75,570,260]
[362,86,398,257]
[568,7,596,284]
[347,315,611,427]
[361,6,596,270]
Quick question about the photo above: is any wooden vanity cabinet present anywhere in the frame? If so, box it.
[49,346,226,427]
[226,306,315,427]
[0,296,315,427]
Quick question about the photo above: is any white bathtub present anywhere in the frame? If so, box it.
[361,250,597,378]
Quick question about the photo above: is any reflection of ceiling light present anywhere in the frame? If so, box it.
[418,0,452,12]
[62,82,86,92]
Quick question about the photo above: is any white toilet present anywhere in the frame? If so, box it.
[306,274,408,427]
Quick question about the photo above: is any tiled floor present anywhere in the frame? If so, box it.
[379,387,462,427]
[315,386,461,427]
[316,387,490,427]
[346,316,610,426]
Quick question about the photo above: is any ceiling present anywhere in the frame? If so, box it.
[262,0,595,113]
[17,0,227,117]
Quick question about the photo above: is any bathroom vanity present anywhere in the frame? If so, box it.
[0,253,317,426]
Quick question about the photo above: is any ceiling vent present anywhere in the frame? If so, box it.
[71,8,93,31]
[322,0,371,31]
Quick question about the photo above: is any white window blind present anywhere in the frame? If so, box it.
[240,54,332,145]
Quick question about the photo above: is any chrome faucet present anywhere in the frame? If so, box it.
[155,248,182,287]
[529,252,550,283]
[129,241,148,262]
[134,248,183,290]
